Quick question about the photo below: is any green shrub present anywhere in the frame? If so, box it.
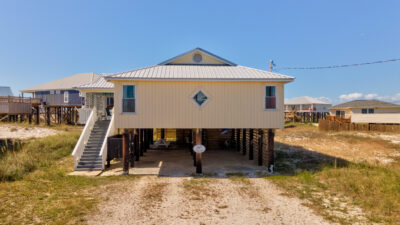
[0,132,80,181]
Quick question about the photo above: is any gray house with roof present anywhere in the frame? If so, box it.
[330,100,400,124]
[21,73,99,106]
[0,86,14,96]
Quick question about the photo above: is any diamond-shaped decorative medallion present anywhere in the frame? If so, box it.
[193,91,208,106]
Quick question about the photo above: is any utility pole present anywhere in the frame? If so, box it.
[269,60,274,72]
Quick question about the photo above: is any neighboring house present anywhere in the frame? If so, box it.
[74,76,114,123]
[0,86,14,96]
[330,100,400,124]
[285,96,331,113]
[72,47,295,171]
[21,73,99,106]
[0,86,32,116]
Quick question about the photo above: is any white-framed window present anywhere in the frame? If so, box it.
[50,90,55,94]
[336,110,345,116]
[265,86,276,109]
[64,91,69,103]
[56,90,61,94]
[122,85,135,113]
[362,108,375,114]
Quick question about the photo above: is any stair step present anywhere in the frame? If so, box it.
[83,150,101,153]
[75,166,102,171]
[86,144,102,147]
[79,162,102,166]
[80,157,102,161]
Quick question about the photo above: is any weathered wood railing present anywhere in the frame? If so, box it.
[0,96,41,104]
[99,109,115,170]
[71,107,97,170]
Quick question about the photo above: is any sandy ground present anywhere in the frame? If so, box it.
[0,124,61,139]
[84,150,331,224]
[87,176,331,225]
[276,127,400,165]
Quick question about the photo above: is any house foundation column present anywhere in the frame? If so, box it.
[267,129,275,172]
[161,129,165,139]
[134,129,140,161]
[236,129,241,152]
[242,129,246,155]
[195,128,202,174]
[258,129,264,166]
[122,132,129,175]
[129,130,135,167]
[249,129,254,160]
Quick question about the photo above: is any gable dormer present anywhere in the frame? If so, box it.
[159,47,236,66]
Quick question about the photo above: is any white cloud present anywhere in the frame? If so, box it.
[365,93,378,99]
[335,93,400,104]
[339,92,363,101]
[376,93,400,103]
[315,96,332,104]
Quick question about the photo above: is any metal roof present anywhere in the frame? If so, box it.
[21,73,99,93]
[0,86,14,96]
[105,65,294,82]
[285,96,331,105]
[332,100,400,109]
[74,75,114,90]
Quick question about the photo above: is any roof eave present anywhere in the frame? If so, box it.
[104,77,294,82]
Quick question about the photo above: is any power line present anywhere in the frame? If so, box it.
[275,58,400,70]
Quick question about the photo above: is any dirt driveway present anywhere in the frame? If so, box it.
[87,150,330,225]
[87,176,330,225]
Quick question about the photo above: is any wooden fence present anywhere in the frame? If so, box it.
[285,112,328,123]
[319,119,400,132]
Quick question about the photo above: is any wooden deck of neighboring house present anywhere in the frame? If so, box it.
[0,96,41,122]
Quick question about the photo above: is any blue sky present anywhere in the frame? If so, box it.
[1,0,399,104]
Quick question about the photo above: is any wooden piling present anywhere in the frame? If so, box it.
[35,106,40,124]
[258,129,264,166]
[230,129,235,150]
[242,129,246,155]
[134,129,140,161]
[267,129,275,171]
[195,128,202,174]
[236,129,241,152]
[122,133,129,174]
[129,130,135,167]
[161,128,165,139]
[46,107,50,126]
[249,129,254,160]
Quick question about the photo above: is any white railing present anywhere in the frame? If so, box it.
[99,109,115,170]
[72,107,97,170]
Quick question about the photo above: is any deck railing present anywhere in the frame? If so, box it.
[71,107,97,170]
[99,109,115,170]
[0,96,41,104]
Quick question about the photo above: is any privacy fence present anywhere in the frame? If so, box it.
[285,112,329,123]
[319,119,400,132]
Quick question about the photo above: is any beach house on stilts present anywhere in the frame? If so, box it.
[72,48,294,173]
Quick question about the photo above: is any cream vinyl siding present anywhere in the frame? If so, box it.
[351,114,400,124]
[113,81,285,129]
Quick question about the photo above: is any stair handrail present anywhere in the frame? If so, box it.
[99,108,115,170]
[72,107,97,170]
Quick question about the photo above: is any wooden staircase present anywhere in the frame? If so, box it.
[76,120,110,171]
